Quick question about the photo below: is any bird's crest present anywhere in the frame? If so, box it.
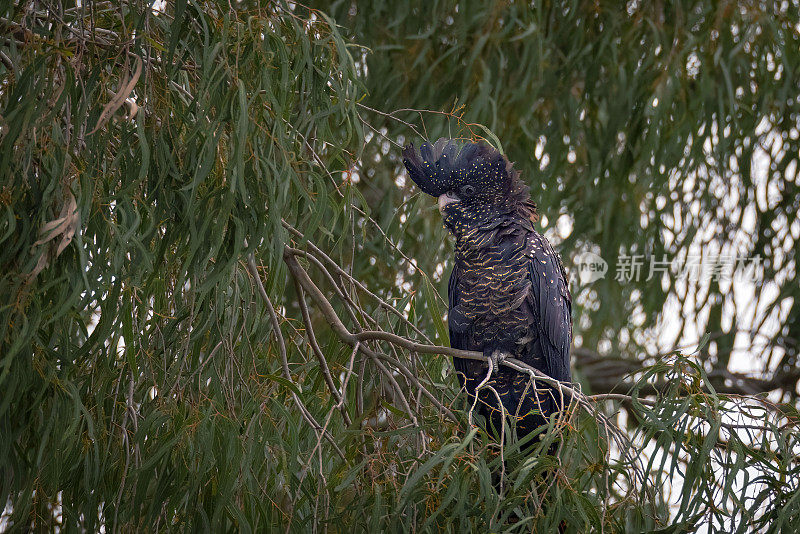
[402,138,537,223]
[402,138,517,197]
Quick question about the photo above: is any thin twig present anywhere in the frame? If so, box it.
[293,278,352,427]
[246,253,345,460]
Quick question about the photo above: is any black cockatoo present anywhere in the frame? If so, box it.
[403,138,572,445]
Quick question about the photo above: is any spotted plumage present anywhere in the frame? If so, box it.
[403,138,572,442]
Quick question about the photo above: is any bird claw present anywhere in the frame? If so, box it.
[490,350,510,375]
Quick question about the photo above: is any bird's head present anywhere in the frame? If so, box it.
[402,138,536,236]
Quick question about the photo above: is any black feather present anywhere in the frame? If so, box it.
[402,138,514,198]
[404,137,572,444]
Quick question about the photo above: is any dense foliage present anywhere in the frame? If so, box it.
[1,1,799,531]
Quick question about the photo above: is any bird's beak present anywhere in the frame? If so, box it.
[438,192,459,213]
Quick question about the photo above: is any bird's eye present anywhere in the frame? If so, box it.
[460,185,476,196]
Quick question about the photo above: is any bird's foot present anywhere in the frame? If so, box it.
[490,350,510,375]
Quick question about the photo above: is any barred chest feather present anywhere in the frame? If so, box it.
[452,219,537,356]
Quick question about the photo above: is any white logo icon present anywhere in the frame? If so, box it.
[574,251,608,284]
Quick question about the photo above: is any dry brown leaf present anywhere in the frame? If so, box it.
[89,55,143,135]
[29,192,79,279]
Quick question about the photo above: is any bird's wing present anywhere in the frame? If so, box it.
[447,265,477,382]
[525,232,573,382]
[448,265,468,349]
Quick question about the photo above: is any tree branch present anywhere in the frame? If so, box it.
[246,253,346,460]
